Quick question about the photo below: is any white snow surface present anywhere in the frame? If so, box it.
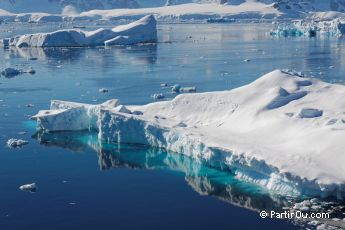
[77,2,280,21]
[0,2,280,22]
[32,70,345,199]
[0,0,140,14]
[3,15,157,47]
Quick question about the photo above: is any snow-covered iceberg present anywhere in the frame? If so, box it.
[2,15,157,47]
[32,70,345,199]
[270,18,345,37]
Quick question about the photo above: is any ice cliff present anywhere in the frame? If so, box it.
[32,70,345,199]
[2,15,157,47]
[270,18,345,37]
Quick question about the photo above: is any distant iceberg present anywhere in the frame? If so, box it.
[2,15,157,47]
[32,70,345,199]
[270,18,345,37]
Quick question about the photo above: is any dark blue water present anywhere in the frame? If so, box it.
[1,23,345,230]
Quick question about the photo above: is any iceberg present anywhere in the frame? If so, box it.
[2,15,157,47]
[32,70,345,199]
[271,18,345,37]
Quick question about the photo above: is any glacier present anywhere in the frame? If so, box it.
[2,15,157,47]
[2,1,345,23]
[32,70,345,200]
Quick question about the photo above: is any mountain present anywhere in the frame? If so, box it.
[0,0,140,14]
[269,0,345,13]
[0,0,232,13]
[1,0,345,18]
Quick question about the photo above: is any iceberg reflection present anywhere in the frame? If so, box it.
[7,44,157,66]
[33,131,290,212]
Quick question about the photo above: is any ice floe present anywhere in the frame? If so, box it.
[32,70,345,199]
[152,93,165,100]
[19,183,37,192]
[2,15,157,47]
[99,88,109,93]
[7,138,28,148]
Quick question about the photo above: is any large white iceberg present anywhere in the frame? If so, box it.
[3,15,157,47]
[32,70,345,199]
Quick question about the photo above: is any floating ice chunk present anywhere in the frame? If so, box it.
[4,15,157,47]
[19,183,37,192]
[180,87,197,93]
[99,88,109,93]
[299,108,323,118]
[152,93,165,100]
[7,138,28,148]
[244,59,251,62]
[1,67,21,78]
[171,84,181,92]
[160,83,168,87]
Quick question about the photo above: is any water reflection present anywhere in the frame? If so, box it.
[33,131,290,213]
[7,47,85,62]
[6,44,158,67]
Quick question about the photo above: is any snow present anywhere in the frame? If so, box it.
[1,1,345,23]
[32,69,345,199]
[7,138,29,148]
[76,2,281,21]
[309,11,345,21]
[0,0,140,14]
[3,15,157,47]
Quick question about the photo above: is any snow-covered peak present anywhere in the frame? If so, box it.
[0,0,140,14]
[2,0,345,17]
[269,0,345,13]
